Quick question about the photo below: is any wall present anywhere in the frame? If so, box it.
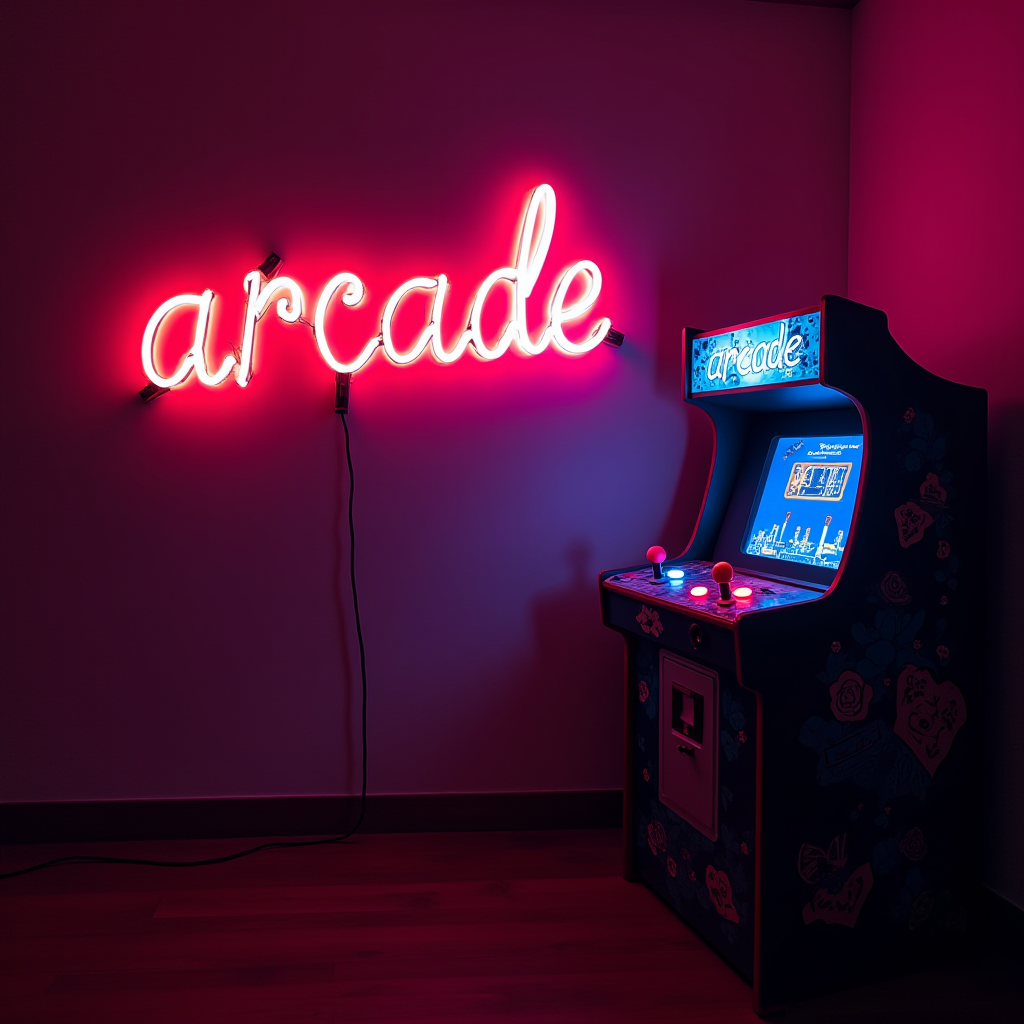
[848,0,1024,907]
[0,1,852,802]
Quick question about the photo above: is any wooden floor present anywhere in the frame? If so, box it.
[1,830,1020,1023]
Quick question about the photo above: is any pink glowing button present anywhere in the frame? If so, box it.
[734,586,753,599]
[690,586,709,598]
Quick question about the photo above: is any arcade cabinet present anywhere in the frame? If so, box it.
[599,296,986,1013]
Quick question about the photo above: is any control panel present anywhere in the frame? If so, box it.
[602,558,820,624]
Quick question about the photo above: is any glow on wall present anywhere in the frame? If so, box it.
[140,184,613,391]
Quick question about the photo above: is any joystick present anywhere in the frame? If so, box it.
[647,545,667,583]
[712,561,734,605]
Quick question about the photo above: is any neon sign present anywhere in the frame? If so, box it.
[141,184,613,392]
[690,312,820,395]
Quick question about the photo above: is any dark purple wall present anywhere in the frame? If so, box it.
[1,1,852,801]
[849,0,1024,908]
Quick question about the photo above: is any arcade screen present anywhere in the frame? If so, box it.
[743,435,863,572]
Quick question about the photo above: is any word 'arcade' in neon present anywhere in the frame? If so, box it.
[140,185,612,392]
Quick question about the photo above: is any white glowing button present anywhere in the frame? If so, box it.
[690,586,709,598]
[734,586,753,599]
[666,568,685,581]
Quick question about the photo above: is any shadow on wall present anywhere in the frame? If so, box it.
[532,541,611,682]
[529,541,623,783]
[334,419,358,794]
[653,262,723,558]
[658,408,715,558]
[390,540,623,795]
[439,322,711,791]
[986,401,1024,907]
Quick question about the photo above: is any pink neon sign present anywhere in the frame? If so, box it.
[140,185,613,391]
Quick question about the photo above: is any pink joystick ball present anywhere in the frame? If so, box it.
[646,545,667,564]
[711,561,734,584]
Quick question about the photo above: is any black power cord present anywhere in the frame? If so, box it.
[0,412,368,882]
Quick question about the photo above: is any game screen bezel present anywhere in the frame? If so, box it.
[741,434,864,575]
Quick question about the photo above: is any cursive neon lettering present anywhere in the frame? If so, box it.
[236,272,304,387]
[139,184,612,392]
[463,266,518,361]
[381,276,448,365]
[313,272,374,374]
[542,260,612,355]
[141,290,223,388]
[461,183,560,360]
[510,185,556,355]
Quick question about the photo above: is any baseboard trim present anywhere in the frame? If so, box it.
[0,791,623,844]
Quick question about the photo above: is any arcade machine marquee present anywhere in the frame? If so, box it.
[598,296,986,1013]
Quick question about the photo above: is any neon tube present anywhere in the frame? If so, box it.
[510,184,555,356]
[236,271,304,387]
[543,260,612,354]
[313,272,378,374]
[141,290,223,389]
[138,184,614,391]
[381,275,448,365]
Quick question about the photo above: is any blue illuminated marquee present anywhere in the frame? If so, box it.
[690,312,820,394]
